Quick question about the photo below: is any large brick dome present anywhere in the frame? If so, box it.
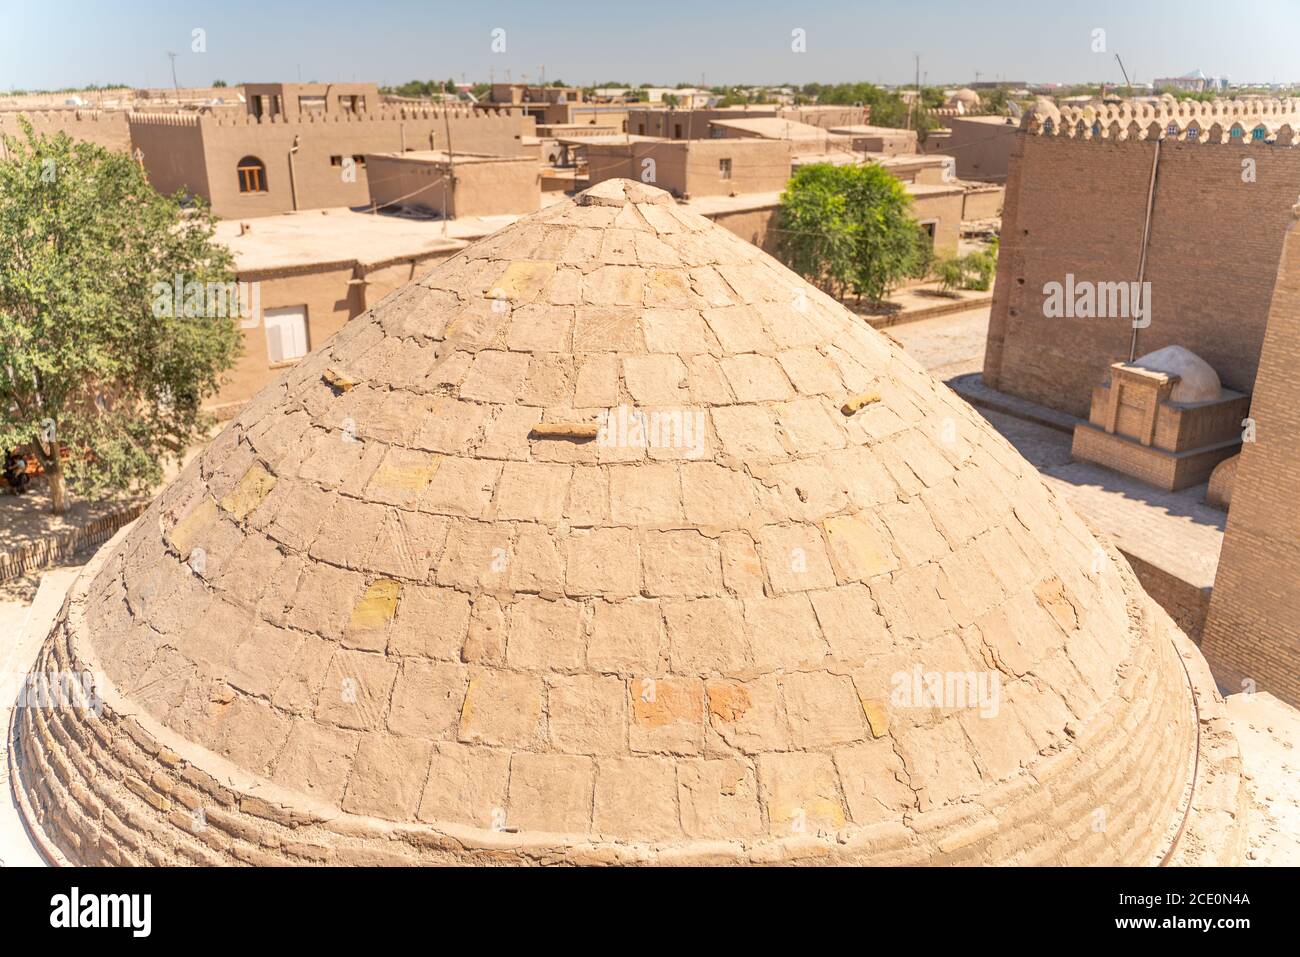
[12,180,1205,865]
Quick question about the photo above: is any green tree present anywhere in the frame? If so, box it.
[777,163,930,306]
[0,121,240,512]
[933,255,967,294]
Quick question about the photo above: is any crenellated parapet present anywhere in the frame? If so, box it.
[126,111,202,127]
[1022,96,1300,144]
[204,107,513,127]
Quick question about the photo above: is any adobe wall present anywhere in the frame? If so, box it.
[628,108,778,139]
[363,155,539,218]
[984,132,1300,417]
[0,109,133,153]
[688,140,792,197]
[946,117,1017,182]
[208,250,458,416]
[707,206,782,253]
[588,140,794,199]
[128,114,209,200]
[207,264,358,416]
[961,184,1004,221]
[911,189,964,257]
[131,110,533,219]
[583,142,638,185]
[778,106,869,130]
[1201,216,1300,707]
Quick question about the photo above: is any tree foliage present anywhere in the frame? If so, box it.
[796,82,941,141]
[934,240,999,294]
[777,163,931,306]
[0,121,240,511]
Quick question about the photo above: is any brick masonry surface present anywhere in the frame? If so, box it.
[12,180,1207,864]
[985,133,1300,418]
[1202,220,1300,707]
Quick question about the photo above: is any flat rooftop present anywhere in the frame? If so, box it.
[827,124,916,135]
[949,114,1020,125]
[214,207,520,273]
[559,133,665,146]
[681,191,783,216]
[368,150,528,165]
[708,117,833,140]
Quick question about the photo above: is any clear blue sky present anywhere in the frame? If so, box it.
[5,0,1300,92]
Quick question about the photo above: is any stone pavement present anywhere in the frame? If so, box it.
[975,409,1224,590]
[893,310,1224,619]
[885,306,990,380]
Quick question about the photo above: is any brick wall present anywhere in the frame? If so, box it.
[985,133,1300,417]
[1201,219,1300,706]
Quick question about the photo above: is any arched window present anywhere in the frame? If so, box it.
[1042,119,1054,134]
[237,156,267,193]
[1186,125,1199,141]
[1167,122,1179,137]
[1252,126,1268,141]
[1230,126,1244,139]
[1092,122,1102,136]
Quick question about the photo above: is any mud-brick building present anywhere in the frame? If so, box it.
[984,97,1300,705]
[129,88,533,219]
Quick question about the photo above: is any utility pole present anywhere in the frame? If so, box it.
[167,52,179,96]
[909,53,920,130]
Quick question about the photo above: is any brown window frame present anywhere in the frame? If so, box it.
[237,157,268,194]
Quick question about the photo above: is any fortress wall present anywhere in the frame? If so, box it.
[0,109,133,152]
[984,131,1300,417]
[1202,218,1300,707]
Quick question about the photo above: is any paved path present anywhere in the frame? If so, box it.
[885,306,990,378]
[891,309,1224,587]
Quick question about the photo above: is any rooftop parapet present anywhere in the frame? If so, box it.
[1021,96,1300,143]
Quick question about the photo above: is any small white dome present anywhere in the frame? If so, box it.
[1133,345,1222,403]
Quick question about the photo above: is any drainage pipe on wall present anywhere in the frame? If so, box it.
[1130,137,1161,361]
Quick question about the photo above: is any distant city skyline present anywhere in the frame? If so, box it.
[5,0,1300,93]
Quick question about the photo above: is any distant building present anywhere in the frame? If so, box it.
[128,83,532,218]
[207,206,532,414]
[364,151,540,218]
[943,115,1018,182]
[1153,69,1230,93]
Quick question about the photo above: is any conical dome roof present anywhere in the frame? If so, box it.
[13,180,1199,865]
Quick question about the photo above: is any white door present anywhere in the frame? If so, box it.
[264,305,309,364]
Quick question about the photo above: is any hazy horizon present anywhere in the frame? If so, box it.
[4,0,1300,93]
